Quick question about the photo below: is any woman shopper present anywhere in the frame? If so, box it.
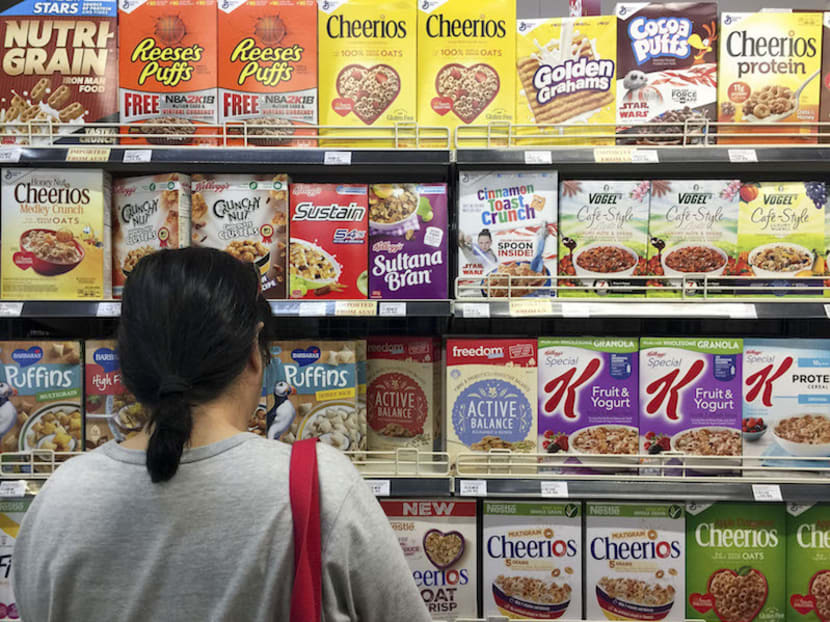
[13,247,430,622]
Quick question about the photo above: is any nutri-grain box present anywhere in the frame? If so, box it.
[0,498,31,620]
[483,500,582,620]
[1,168,111,300]
[787,503,830,622]
[615,2,718,145]
[382,499,478,620]
[0,0,117,145]
[112,174,191,298]
[686,502,786,622]
[218,0,317,147]
[586,502,685,622]
[119,0,217,145]
[369,183,447,300]
[289,183,368,299]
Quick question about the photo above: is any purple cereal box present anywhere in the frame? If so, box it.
[369,183,448,300]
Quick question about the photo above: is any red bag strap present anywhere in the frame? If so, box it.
[289,438,322,622]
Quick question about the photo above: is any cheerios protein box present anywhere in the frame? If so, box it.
[787,503,830,622]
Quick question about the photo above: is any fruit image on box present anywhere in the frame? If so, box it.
[787,503,830,622]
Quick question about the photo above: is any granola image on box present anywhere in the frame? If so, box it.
[787,503,830,622]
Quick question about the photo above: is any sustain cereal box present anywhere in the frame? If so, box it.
[558,180,650,297]
[787,503,830,622]
[369,183,447,300]
[382,499,478,620]
[0,498,31,620]
[457,171,558,298]
[483,500,582,620]
[586,502,686,622]
[1,168,111,300]
[686,502,786,622]
[219,0,317,146]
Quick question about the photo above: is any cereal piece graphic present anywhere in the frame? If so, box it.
[58,102,84,122]
[435,63,500,124]
[5,94,27,122]
[423,529,465,569]
[30,78,49,103]
[47,85,70,109]
[19,105,41,123]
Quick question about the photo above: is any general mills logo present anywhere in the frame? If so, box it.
[724,15,732,25]
[422,0,430,9]
[618,6,626,15]
[3,170,12,180]
[322,0,329,9]
[222,0,230,8]
[122,0,130,9]
[519,22,527,32]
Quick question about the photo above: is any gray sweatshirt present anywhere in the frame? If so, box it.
[13,433,431,622]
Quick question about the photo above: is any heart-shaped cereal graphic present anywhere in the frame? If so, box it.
[791,594,816,617]
[707,568,768,622]
[435,63,500,124]
[806,570,830,621]
[335,64,401,125]
[423,528,464,570]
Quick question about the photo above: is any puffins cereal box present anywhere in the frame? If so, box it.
[686,502,786,622]
[586,502,685,622]
[218,0,317,147]
[515,16,616,145]
[0,0,118,145]
[787,503,830,622]
[289,183,368,299]
[483,501,582,620]
[457,171,558,298]
[119,0,218,145]
[0,498,32,620]
[558,180,650,297]
[719,12,822,144]
[369,183,447,300]
[1,168,111,300]
[112,173,191,298]
[615,2,718,145]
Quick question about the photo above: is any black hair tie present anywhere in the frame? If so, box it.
[157,375,192,400]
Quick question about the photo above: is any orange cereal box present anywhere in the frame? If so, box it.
[119,0,218,145]
[219,0,317,146]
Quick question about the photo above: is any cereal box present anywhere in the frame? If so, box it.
[84,339,148,450]
[787,503,830,622]
[0,0,117,145]
[381,499,478,620]
[615,2,718,145]
[515,16,616,145]
[0,498,32,620]
[719,12,822,144]
[483,500,582,620]
[457,171,558,298]
[289,183,368,299]
[354,339,367,453]
[218,0,317,147]
[369,183,448,300]
[445,339,537,470]
[819,14,830,144]
[191,174,288,299]
[1,168,111,300]
[558,180,650,297]
[586,502,685,622]
[119,0,218,145]
[112,173,191,298]
[686,502,786,622]
[646,180,742,298]
[538,337,639,472]
[318,0,415,147]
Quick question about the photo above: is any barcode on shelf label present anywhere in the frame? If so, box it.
[509,299,553,317]
[379,302,407,317]
[324,151,352,165]
[460,303,490,319]
[334,300,377,316]
[0,148,21,163]
[96,302,120,317]
[0,303,23,317]
[540,481,569,498]
[0,480,26,498]
[631,149,659,163]
[752,484,783,502]
[459,479,487,497]
[299,302,329,317]
[123,149,152,163]
[728,149,758,163]
[368,480,391,497]
[524,150,552,165]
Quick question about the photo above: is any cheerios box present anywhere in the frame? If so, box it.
[483,501,582,620]
[787,503,830,622]
[587,502,685,622]
[0,498,33,620]
[1,168,111,300]
[686,502,786,622]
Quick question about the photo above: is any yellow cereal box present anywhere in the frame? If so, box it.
[1,169,111,300]
[318,0,416,147]
[719,12,823,144]
[515,16,616,145]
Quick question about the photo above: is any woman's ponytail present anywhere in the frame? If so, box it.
[146,393,193,483]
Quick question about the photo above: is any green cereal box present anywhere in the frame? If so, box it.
[686,502,786,622]
[787,503,830,622]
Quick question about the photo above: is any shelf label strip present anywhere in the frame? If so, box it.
[368,479,391,497]
[524,150,552,165]
[378,302,407,317]
[459,479,487,497]
[540,481,569,498]
[96,302,121,317]
[299,302,330,317]
[459,303,490,319]
[752,484,783,502]
[0,148,21,163]
[123,149,152,163]
[0,480,26,498]
[0,303,23,317]
[728,149,758,163]
[324,151,352,165]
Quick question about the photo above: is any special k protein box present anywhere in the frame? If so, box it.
[0,0,118,145]
[289,183,368,299]
[219,0,317,147]
[119,0,218,145]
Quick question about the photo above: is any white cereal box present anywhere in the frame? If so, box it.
[0,499,32,620]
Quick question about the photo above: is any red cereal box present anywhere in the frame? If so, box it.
[289,183,368,299]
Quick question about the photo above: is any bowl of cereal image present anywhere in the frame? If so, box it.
[492,576,572,619]
[572,243,639,287]
[480,262,551,298]
[224,239,271,275]
[19,402,81,452]
[120,246,156,277]
[289,238,342,293]
[18,229,85,276]
[566,425,640,471]
[671,426,742,473]
[595,577,676,621]
[748,242,814,278]
[297,401,358,451]
[660,243,728,278]
[771,414,830,457]
[369,184,422,232]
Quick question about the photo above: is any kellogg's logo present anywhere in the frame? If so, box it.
[291,346,321,367]
[645,359,705,420]
[745,356,793,407]
[12,346,43,368]
[93,348,120,373]
[543,358,601,419]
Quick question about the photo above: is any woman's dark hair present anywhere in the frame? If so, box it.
[478,229,492,240]
[118,247,270,483]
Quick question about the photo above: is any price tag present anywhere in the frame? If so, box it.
[123,149,152,163]
[728,149,758,163]
[594,147,634,164]
[334,300,377,316]
[368,479,391,497]
[66,147,111,162]
[540,481,570,498]
[459,479,487,497]
[0,148,21,163]
[460,303,490,319]
[0,480,26,498]
[324,151,352,165]
[0,303,23,317]
[96,302,121,317]
[379,302,407,317]
[631,149,659,163]
[509,298,553,317]
[299,302,329,317]
[524,150,552,165]
[562,302,591,318]
[752,484,783,502]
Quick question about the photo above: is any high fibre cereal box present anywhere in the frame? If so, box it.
[0,0,117,145]
[787,503,830,622]
[289,183,368,299]
[218,0,317,147]
[558,180,650,297]
[119,0,217,145]
[0,498,32,620]
[515,16,616,145]
[719,12,822,144]
[1,168,111,300]
[686,502,786,622]
[369,183,448,300]
[457,171,557,298]
[112,173,191,298]
[191,174,288,299]
[381,499,478,621]
[318,0,415,147]
[615,2,718,145]
[586,502,685,622]
[483,500,582,620]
